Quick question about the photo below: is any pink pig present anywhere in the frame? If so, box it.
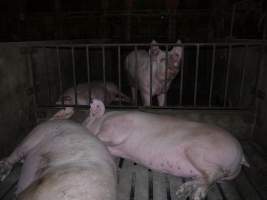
[83,99,249,200]
[52,81,130,120]
[0,120,116,200]
[125,40,183,106]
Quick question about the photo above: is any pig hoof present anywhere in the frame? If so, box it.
[176,182,195,200]
[192,187,207,200]
[0,160,12,182]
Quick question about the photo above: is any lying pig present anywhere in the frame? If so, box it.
[0,120,116,200]
[125,40,183,106]
[52,81,130,119]
[83,99,249,200]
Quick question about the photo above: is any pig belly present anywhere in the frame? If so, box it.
[109,144,199,178]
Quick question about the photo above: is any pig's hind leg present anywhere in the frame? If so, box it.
[176,147,225,200]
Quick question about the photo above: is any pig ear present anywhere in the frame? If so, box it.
[149,40,160,57]
[170,40,183,57]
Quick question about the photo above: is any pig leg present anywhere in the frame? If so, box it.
[176,148,225,200]
[157,94,166,106]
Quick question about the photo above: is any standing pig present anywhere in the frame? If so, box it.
[0,120,116,200]
[52,81,130,119]
[125,40,183,106]
[83,99,249,200]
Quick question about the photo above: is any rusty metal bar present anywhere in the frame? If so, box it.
[31,42,266,48]
[102,46,106,103]
[149,44,153,106]
[118,46,122,105]
[71,47,77,105]
[208,45,216,107]
[43,47,52,104]
[164,45,168,106]
[27,46,38,121]
[224,45,232,107]
[37,103,250,111]
[86,46,91,104]
[193,44,200,106]
[238,45,248,105]
[56,47,64,106]
[179,47,184,105]
[134,46,138,106]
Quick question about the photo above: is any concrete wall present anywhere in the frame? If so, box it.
[0,46,35,158]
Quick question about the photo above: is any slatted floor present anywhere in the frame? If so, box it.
[0,142,267,200]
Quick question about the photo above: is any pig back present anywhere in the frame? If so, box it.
[17,120,116,200]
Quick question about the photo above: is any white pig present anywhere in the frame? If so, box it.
[0,120,116,200]
[52,81,130,119]
[83,99,249,200]
[125,40,183,106]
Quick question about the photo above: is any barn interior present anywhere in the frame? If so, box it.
[0,0,267,199]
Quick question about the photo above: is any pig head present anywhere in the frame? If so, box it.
[52,81,130,120]
[125,40,183,106]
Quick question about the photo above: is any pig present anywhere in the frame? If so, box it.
[125,40,183,106]
[0,119,116,200]
[52,81,130,119]
[83,99,249,200]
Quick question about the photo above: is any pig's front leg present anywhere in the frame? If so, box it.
[157,93,166,106]
[0,123,55,181]
[141,92,151,106]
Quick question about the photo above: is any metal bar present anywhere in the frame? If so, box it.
[179,47,184,105]
[164,45,168,106]
[118,46,122,105]
[43,47,52,104]
[209,45,216,107]
[224,45,232,107]
[30,42,267,48]
[26,47,38,121]
[193,45,200,106]
[56,47,64,106]
[134,46,138,106]
[253,44,265,106]
[86,46,91,104]
[71,47,77,105]
[238,45,248,105]
[37,103,250,111]
[102,46,106,103]
[229,5,236,38]
[149,45,153,106]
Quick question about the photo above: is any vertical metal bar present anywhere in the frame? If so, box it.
[179,45,184,105]
[102,46,106,103]
[229,5,236,38]
[118,46,122,105]
[223,45,232,107]
[43,47,52,104]
[56,47,64,106]
[27,46,37,122]
[149,44,153,106]
[71,47,77,105]
[134,46,138,106]
[238,45,248,106]
[86,46,91,104]
[193,44,200,106]
[208,44,216,107]
[253,44,265,106]
[164,45,168,106]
